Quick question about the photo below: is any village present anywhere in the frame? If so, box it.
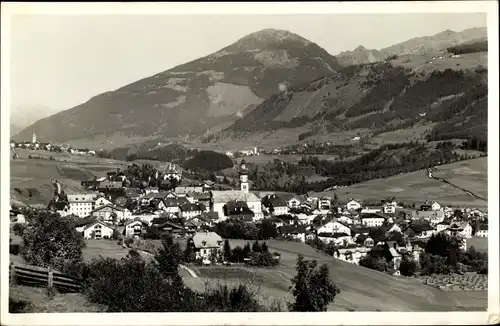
[10,153,488,276]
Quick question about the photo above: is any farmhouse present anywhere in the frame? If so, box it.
[82,221,115,239]
[192,232,223,262]
[67,193,98,218]
[124,218,148,238]
[180,203,205,219]
[346,199,362,211]
[94,196,113,208]
[225,201,255,222]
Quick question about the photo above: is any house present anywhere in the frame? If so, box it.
[124,218,148,238]
[175,186,204,194]
[436,220,450,232]
[225,201,255,222]
[416,210,445,224]
[383,222,402,234]
[431,201,442,211]
[180,203,205,219]
[333,246,370,265]
[98,179,122,192]
[73,217,97,233]
[262,194,289,216]
[278,225,306,242]
[186,214,216,230]
[130,211,160,225]
[67,193,98,218]
[91,204,131,223]
[388,246,402,274]
[403,221,435,239]
[124,189,143,201]
[82,221,115,239]
[337,214,354,225]
[382,199,397,214]
[162,163,183,181]
[459,222,473,239]
[192,232,223,262]
[275,214,296,226]
[157,220,186,235]
[144,187,159,195]
[315,221,351,236]
[346,199,362,211]
[318,197,331,211]
[318,232,352,246]
[278,193,302,209]
[360,213,386,227]
[95,196,113,208]
[476,223,488,237]
[157,198,184,214]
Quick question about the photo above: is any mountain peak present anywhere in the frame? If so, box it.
[222,28,311,52]
[435,29,457,37]
[354,45,368,52]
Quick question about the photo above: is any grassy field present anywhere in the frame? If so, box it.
[323,158,487,209]
[432,157,488,200]
[467,237,488,253]
[234,154,338,165]
[10,149,126,206]
[368,123,436,147]
[182,239,487,311]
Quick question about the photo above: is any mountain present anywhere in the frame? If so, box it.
[336,45,386,66]
[215,62,487,145]
[14,28,341,143]
[380,27,487,56]
[10,124,22,137]
[10,105,59,132]
[335,27,487,66]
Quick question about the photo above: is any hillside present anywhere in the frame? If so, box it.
[334,27,487,66]
[187,240,486,311]
[216,61,487,146]
[14,28,341,143]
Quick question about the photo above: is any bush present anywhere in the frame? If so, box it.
[10,243,21,255]
[124,237,134,247]
[399,257,417,276]
[246,251,279,267]
[21,210,86,271]
[111,229,121,240]
[12,223,26,236]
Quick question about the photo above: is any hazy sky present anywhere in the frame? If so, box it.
[10,13,486,114]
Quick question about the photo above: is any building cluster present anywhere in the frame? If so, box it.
[10,132,97,156]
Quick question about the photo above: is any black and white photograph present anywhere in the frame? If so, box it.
[1,2,498,325]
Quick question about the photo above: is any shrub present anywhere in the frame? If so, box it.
[21,210,86,271]
[10,243,21,256]
[399,257,417,277]
[124,237,134,247]
[12,223,26,236]
[246,251,279,267]
[111,229,121,240]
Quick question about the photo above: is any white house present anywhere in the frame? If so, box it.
[346,200,362,211]
[338,215,354,225]
[67,193,98,218]
[361,214,386,227]
[318,197,331,211]
[382,200,397,214]
[431,201,442,211]
[130,213,160,226]
[91,204,131,223]
[476,223,488,237]
[361,207,382,214]
[192,232,223,262]
[459,222,473,239]
[385,223,402,234]
[333,247,370,265]
[124,218,147,238]
[316,221,351,236]
[94,196,113,208]
[180,203,204,219]
[82,221,115,239]
[436,221,450,233]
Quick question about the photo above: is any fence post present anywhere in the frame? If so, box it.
[48,266,53,289]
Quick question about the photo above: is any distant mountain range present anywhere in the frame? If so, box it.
[10,105,59,135]
[336,27,487,66]
[14,26,487,145]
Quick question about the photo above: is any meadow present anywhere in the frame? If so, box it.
[467,237,488,253]
[324,158,488,209]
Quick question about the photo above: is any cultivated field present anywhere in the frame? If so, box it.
[324,158,488,209]
[10,149,126,206]
[394,51,488,72]
[432,157,488,200]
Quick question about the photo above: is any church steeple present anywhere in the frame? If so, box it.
[32,130,37,143]
[239,160,249,194]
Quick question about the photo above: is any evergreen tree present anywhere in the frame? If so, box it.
[252,240,262,253]
[243,242,251,258]
[261,242,269,253]
[223,239,232,261]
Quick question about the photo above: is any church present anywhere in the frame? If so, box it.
[210,160,263,222]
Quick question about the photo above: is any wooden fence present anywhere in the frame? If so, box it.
[11,264,83,293]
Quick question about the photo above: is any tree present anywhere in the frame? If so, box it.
[184,240,195,263]
[21,210,86,271]
[252,240,262,253]
[154,235,183,280]
[261,242,269,253]
[223,240,232,261]
[258,220,278,239]
[425,233,462,271]
[243,242,251,258]
[288,255,340,311]
[399,256,417,276]
[110,212,118,226]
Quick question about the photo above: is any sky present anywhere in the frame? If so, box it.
[9,12,487,118]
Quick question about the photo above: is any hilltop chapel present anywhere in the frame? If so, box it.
[210,160,263,222]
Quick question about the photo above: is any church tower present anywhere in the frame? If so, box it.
[32,130,37,144]
[239,160,249,194]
